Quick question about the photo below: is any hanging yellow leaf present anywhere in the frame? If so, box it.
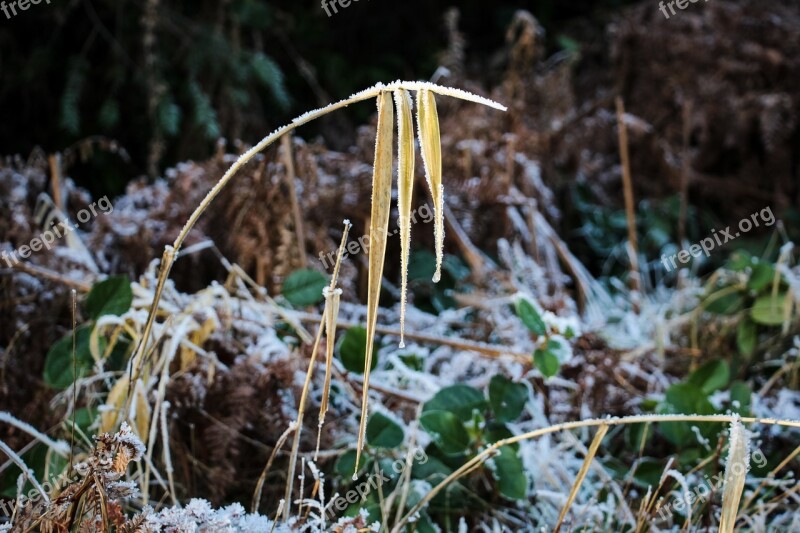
[101,376,129,433]
[416,88,444,282]
[394,88,415,348]
[355,91,394,476]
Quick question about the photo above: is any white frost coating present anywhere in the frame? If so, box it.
[0,412,71,457]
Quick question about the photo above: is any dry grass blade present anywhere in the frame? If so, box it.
[554,424,609,532]
[394,88,415,348]
[719,418,750,533]
[416,88,444,283]
[355,91,394,477]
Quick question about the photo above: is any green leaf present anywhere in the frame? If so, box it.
[484,422,519,451]
[422,385,486,422]
[490,445,527,500]
[43,325,96,389]
[736,319,757,357]
[515,299,546,336]
[408,249,437,281]
[86,276,133,319]
[631,458,665,489]
[335,449,366,478]
[703,289,744,315]
[411,454,453,480]
[688,359,730,394]
[534,348,560,378]
[488,375,528,423]
[748,262,775,292]
[281,269,328,307]
[729,381,752,415]
[727,250,752,272]
[442,255,470,281]
[419,411,471,455]
[366,412,404,448]
[751,292,788,326]
[657,383,717,446]
[338,326,378,374]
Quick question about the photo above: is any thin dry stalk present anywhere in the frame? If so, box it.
[281,135,307,266]
[678,99,692,245]
[252,421,297,514]
[391,414,800,532]
[317,220,352,444]
[295,313,529,363]
[740,442,800,514]
[615,96,641,297]
[48,153,63,212]
[554,424,609,532]
[282,313,326,521]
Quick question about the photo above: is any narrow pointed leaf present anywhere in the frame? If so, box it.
[394,89,415,348]
[355,91,394,476]
[416,89,444,283]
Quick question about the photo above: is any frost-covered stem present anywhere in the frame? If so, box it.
[0,412,70,457]
[283,308,327,522]
[391,414,800,533]
[0,439,49,505]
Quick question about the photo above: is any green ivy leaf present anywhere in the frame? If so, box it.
[534,348,560,378]
[422,385,486,422]
[736,319,757,357]
[86,276,133,319]
[281,269,328,307]
[488,375,528,423]
[688,359,730,394]
[419,411,471,455]
[338,326,378,374]
[657,383,717,446]
[489,445,527,500]
[367,412,404,448]
[748,262,775,292]
[703,289,744,315]
[515,299,546,336]
[43,325,96,389]
[751,292,788,326]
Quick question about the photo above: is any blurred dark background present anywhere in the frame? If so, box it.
[0,0,636,198]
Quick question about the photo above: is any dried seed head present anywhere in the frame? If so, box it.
[416,88,444,283]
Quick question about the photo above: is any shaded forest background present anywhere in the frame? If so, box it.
[0,0,636,197]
